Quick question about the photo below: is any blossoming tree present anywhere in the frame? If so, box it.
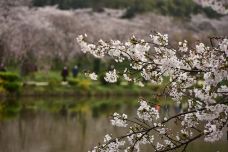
[194,0,228,14]
[76,1,228,152]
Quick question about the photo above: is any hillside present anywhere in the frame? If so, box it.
[0,6,227,69]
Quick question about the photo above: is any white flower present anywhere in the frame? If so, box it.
[137,100,159,121]
[88,72,98,80]
[204,123,224,142]
[123,74,132,81]
[164,140,175,148]
[103,138,125,152]
[219,38,228,57]
[179,40,188,52]
[104,69,118,83]
[104,134,112,143]
[111,113,128,127]
[157,128,166,135]
[150,33,168,46]
[196,43,205,54]
[156,142,164,151]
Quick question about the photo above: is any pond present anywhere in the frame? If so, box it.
[0,97,227,152]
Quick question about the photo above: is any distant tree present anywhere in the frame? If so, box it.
[30,0,225,18]
[194,0,227,14]
[32,0,47,6]
[0,6,81,73]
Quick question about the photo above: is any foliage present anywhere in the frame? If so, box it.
[68,78,79,86]
[26,71,61,82]
[194,0,228,15]
[32,0,224,18]
[2,82,21,93]
[0,100,21,120]
[0,72,21,93]
[0,72,20,81]
[68,78,92,90]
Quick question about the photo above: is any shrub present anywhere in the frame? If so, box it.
[0,72,20,82]
[77,79,91,90]
[68,78,92,90]
[3,82,21,93]
[48,77,61,88]
[121,6,139,19]
[0,72,21,94]
[68,78,79,86]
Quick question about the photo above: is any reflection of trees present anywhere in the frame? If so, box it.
[0,97,135,152]
[0,98,21,120]
[1,97,224,151]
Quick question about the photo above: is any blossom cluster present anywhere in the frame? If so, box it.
[137,100,159,122]
[89,134,125,152]
[104,69,118,83]
[85,72,98,80]
[111,112,128,127]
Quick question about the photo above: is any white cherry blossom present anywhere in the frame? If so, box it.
[77,33,228,152]
[104,69,118,83]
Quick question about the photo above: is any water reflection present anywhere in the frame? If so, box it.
[0,97,227,152]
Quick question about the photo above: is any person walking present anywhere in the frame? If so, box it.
[61,66,69,82]
[72,65,78,77]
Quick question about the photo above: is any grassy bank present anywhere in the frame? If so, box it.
[20,83,154,97]
[0,71,164,97]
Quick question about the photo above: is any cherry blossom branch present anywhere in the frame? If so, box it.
[77,33,228,152]
[99,100,228,152]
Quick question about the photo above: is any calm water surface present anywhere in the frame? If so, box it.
[0,97,227,152]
